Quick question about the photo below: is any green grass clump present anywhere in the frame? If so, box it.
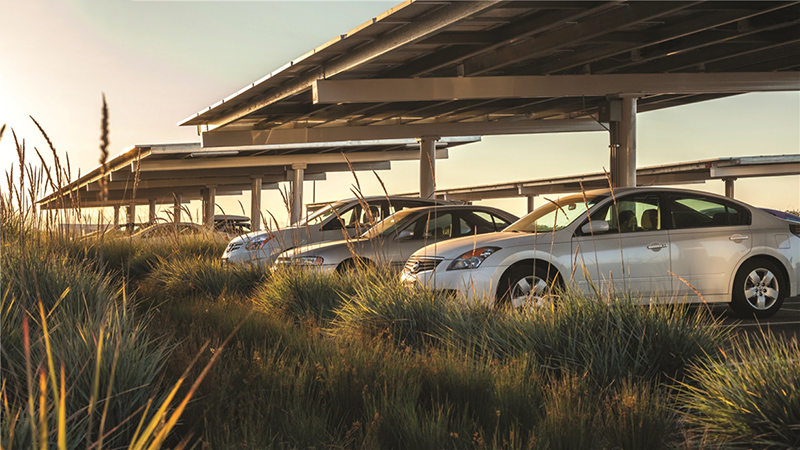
[680,334,800,449]
[333,274,457,348]
[447,290,729,385]
[253,265,359,323]
[146,255,267,299]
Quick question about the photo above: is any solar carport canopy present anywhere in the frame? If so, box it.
[181,0,800,139]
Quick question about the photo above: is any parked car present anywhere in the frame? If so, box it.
[213,214,252,237]
[401,187,799,318]
[276,205,519,272]
[132,222,209,239]
[221,196,455,266]
[81,222,146,239]
[761,208,800,224]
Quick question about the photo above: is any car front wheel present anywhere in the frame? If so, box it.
[498,264,557,309]
[729,258,786,319]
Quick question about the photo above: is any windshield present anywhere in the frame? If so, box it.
[297,201,349,227]
[360,208,420,239]
[505,192,607,233]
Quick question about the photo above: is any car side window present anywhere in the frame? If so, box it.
[321,205,359,230]
[668,195,750,229]
[422,213,454,240]
[590,194,662,233]
[388,200,431,215]
[397,211,452,240]
[459,211,505,236]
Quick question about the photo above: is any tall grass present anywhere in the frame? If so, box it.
[679,333,800,449]
[146,255,266,299]
[1,112,230,449]
[253,265,359,323]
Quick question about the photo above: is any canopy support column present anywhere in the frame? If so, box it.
[173,193,182,223]
[251,177,262,231]
[418,136,439,199]
[526,195,536,213]
[126,205,134,225]
[724,178,736,198]
[148,199,157,224]
[608,97,638,188]
[291,163,306,225]
[202,186,217,227]
[113,206,120,226]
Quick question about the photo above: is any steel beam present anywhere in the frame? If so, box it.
[201,121,600,148]
[711,161,800,178]
[135,149,450,172]
[313,73,800,104]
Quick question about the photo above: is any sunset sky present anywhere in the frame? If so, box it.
[2,0,798,224]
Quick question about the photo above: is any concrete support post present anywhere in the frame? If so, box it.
[113,206,120,226]
[526,196,536,213]
[609,97,638,188]
[203,186,216,227]
[173,193,182,223]
[291,164,306,225]
[724,178,736,198]
[418,136,439,199]
[148,199,157,224]
[251,177,263,231]
[126,205,134,225]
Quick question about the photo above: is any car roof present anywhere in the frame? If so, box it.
[389,204,519,218]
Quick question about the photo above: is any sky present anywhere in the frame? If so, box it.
[2,0,799,225]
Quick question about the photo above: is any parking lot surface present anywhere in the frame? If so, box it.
[709,296,800,341]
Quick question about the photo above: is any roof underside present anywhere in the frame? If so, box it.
[181,0,800,133]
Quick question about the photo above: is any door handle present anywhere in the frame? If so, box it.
[729,235,750,242]
[646,242,667,250]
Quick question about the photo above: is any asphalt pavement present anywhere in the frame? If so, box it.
[708,295,800,341]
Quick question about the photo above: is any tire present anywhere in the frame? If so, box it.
[336,257,372,274]
[729,258,786,319]
[497,263,558,309]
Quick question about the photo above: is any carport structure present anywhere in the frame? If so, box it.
[433,154,800,210]
[181,1,799,219]
[37,137,477,230]
[40,1,800,225]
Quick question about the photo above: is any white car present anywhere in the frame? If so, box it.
[401,187,799,318]
[276,205,518,272]
[222,196,451,266]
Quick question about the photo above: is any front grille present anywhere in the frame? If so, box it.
[403,256,443,274]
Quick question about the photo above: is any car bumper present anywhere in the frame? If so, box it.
[401,258,499,305]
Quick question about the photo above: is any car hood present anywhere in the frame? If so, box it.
[282,238,359,258]
[410,231,555,259]
[233,226,312,246]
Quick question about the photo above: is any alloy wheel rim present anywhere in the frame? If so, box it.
[744,268,779,311]
[510,275,550,308]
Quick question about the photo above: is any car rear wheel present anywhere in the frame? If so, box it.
[729,258,786,319]
[498,264,557,309]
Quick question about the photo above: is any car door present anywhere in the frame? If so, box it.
[572,193,673,299]
[382,211,456,269]
[666,194,752,300]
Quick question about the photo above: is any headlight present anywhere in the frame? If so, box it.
[297,256,324,266]
[244,234,275,250]
[447,247,500,270]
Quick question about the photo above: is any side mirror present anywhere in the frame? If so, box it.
[395,230,414,240]
[581,220,610,235]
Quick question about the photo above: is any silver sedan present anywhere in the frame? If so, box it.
[401,187,799,318]
[276,205,519,272]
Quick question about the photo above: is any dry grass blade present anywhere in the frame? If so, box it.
[99,94,110,203]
